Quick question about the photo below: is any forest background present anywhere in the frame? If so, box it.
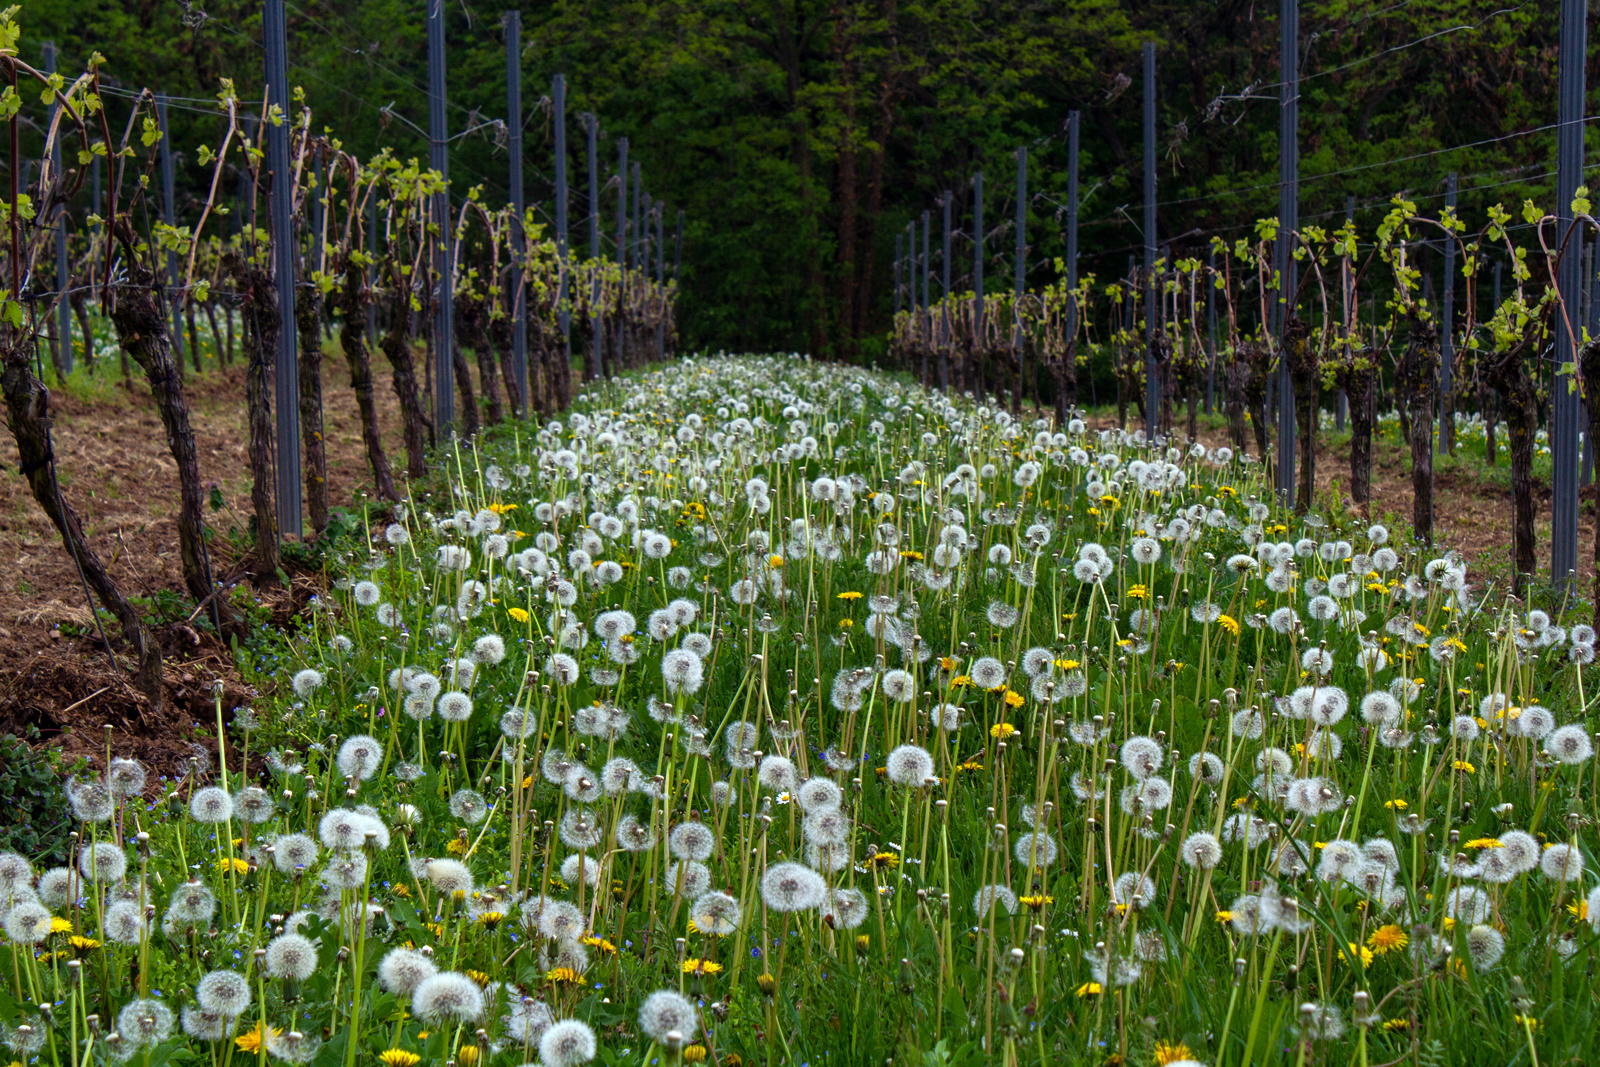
[22,0,1570,362]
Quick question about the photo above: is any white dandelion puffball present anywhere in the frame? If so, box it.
[336,734,383,780]
[539,1019,598,1067]
[638,989,700,1042]
[265,933,319,981]
[885,744,936,786]
[410,971,485,1023]
[760,861,826,912]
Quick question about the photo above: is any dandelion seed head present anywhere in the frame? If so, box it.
[760,861,826,912]
[539,1019,598,1067]
[196,969,252,1016]
[885,744,935,786]
[411,971,485,1023]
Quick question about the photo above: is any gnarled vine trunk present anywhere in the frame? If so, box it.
[1339,356,1376,512]
[1285,315,1318,514]
[336,253,398,502]
[295,271,329,535]
[107,219,235,635]
[1240,342,1271,463]
[1396,313,1439,545]
[380,280,431,478]
[1485,326,1542,594]
[1224,357,1250,454]
[455,294,501,427]
[222,252,282,582]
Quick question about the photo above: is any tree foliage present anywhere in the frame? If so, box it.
[20,0,1571,355]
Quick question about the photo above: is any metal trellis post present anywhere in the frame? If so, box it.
[655,203,664,360]
[614,137,628,375]
[554,71,570,367]
[1143,43,1159,443]
[1275,0,1298,505]
[1440,173,1456,454]
[264,0,301,536]
[1066,113,1080,416]
[973,171,983,359]
[894,233,902,318]
[632,160,642,273]
[1338,194,1353,430]
[1014,148,1025,363]
[505,14,527,411]
[1206,247,1217,416]
[1553,0,1586,588]
[586,115,600,380]
[940,189,951,391]
[427,0,454,431]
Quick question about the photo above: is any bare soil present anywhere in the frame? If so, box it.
[0,352,410,775]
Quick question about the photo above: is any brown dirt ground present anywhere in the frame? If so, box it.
[0,347,414,777]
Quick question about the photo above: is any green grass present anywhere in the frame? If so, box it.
[9,354,1600,1067]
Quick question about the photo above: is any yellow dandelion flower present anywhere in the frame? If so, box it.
[49,917,72,934]
[838,591,863,601]
[545,967,583,985]
[1154,1042,1194,1066]
[378,1052,421,1067]
[682,958,724,975]
[1075,981,1102,996]
[990,722,1017,740]
[1003,690,1025,708]
[1343,941,1374,968]
[1217,615,1240,636]
[1464,838,1503,849]
[1367,925,1408,955]
[235,1025,280,1054]
[508,607,530,624]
